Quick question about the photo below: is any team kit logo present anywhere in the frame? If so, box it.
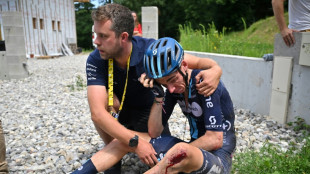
[177,98,232,130]
[207,116,231,130]
[177,100,202,117]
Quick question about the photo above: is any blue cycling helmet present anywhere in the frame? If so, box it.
[144,37,184,79]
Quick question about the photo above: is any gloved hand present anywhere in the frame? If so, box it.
[151,81,164,98]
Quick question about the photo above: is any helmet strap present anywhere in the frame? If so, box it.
[177,68,189,89]
[177,68,190,109]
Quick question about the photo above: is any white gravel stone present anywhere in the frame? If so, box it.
[0,54,306,173]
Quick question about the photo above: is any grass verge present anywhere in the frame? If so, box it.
[179,14,287,58]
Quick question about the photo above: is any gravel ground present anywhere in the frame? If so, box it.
[0,54,305,174]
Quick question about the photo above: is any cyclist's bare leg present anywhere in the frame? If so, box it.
[145,142,203,174]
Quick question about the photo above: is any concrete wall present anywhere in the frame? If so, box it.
[273,32,310,124]
[186,51,273,116]
[141,6,158,39]
[0,51,7,79]
[186,32,310,125]
[0,11,28,80]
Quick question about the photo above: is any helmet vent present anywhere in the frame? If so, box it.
[162,40,168,47]
[167,50,171,70]
[175,45,179,58]
[150,42,155,50]
[155,41,160,49]
[146,55,152,76]
[153,54,159,76]
[160,53,165,74]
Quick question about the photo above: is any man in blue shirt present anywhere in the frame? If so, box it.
[73,3,223,174]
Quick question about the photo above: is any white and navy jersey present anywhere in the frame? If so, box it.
[161,69,236,154]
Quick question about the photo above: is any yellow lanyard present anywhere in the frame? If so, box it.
[108,48,132,120]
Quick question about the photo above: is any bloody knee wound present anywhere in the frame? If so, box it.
[165,150,187,173]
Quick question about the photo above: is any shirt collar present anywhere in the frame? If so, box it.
[129,37,140,67]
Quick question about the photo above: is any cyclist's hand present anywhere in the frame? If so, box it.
[151,81,164,98]
[134,139,158,167]
[139,73,164,98]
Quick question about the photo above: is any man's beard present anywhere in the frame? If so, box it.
[100,44,123,60]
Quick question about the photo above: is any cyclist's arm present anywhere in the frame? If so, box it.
[190,131,223,151]
[148,97,165,138]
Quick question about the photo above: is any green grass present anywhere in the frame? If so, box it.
[232,137,310,174]
[232,116,310,174]
[81,48,94,54]
[67,74,87,91]
[179,14,288,58]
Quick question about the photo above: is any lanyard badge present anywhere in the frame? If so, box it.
[108,47,132,120]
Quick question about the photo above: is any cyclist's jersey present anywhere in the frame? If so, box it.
[86,36,155,108]
[162,69,236,154]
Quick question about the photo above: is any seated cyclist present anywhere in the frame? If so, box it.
[140,37,236,174]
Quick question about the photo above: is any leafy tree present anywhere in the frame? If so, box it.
[180,0,273,31]
[75,0,274,49]
[75,2,95,49]
[117,0,274,36]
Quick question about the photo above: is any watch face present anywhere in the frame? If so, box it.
[129,135,139,147]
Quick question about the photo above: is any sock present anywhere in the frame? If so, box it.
[104,160,122,174]
[72,159,98,174]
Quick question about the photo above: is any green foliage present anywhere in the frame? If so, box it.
[67,74,86,91]
[288,117,310,138]
[233,117,310,173]
[179,20,274,58]
[75,2,95,49]
[232,138,310,174]
[112,0,274,39]
[75,0,275,49]
[179,22,223,53]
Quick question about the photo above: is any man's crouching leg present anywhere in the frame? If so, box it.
[72,139,131,174]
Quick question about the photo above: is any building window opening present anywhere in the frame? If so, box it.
[40,19,44,30]
[33,18,37,29]
[52,20,56,30]
[58,21,61,31]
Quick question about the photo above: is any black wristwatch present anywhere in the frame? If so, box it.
[129,135,139,147]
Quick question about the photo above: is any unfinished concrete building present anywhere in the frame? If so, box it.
[0,0,83,79]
